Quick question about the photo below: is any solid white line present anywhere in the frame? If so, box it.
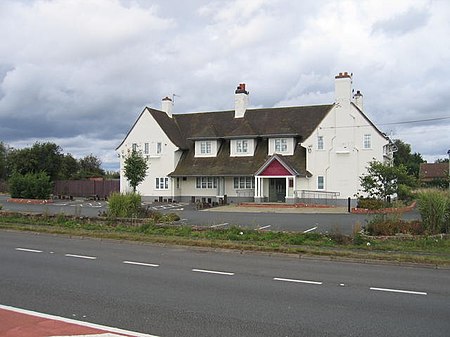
[0,304,158,337]
[274,277,323,285]
[210,223,229,228]
[65,254,97,260]
[258,225,271,230]
[370,287,427,296]
[303,226,318,233]
[192,268,235,276]
[123,260,159,268]
[15,248,43,253]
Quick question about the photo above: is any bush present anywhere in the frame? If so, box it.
[107,192,142,218]
[366,214,426,236]
[357,198,386,210]
[8,171,52,199]
[417,189,449,234]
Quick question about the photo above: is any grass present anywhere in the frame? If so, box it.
[0,211,449,266]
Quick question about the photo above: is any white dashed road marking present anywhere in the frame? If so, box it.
[123,261,159,268]
[65,254,97,260]
[274,277,323,285]
[369,287,427,296]
[15,247,43,253]
[192,268,235,276]
[257,225,271,230]
[303,226,318,233]
[210,223,229,228]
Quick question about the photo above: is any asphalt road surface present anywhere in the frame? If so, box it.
[1,231,449,337]
[0,195,420,234]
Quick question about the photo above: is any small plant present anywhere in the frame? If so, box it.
[107,192,142,218]
[417,189,449,234]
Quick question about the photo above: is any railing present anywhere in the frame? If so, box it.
[294,189,340,205]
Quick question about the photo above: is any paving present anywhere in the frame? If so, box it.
[203,203,349,214]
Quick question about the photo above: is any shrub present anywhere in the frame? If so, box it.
[8,171,52,199]
[357,198,386,210]
[107,192,142,218]
[417,189,449,234]
[366,214,426,236]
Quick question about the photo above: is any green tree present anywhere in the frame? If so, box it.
[393,139,425,178]
[78,154,105,178]
[6,142,63,181]
[0,142,8,181]
[59,153,80,180]
[359,160,416,201]
[123,149,148,192]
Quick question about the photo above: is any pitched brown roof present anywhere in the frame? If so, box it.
[150,104,332,177]
[419,163,449,181]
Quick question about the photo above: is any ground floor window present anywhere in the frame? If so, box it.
[155,177,169,190]
[234,176,255,189]
[317,176,324,190]
[196,177,218,189]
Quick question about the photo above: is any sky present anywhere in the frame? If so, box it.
[1,0,449,171]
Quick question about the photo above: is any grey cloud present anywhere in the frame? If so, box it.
[371,7,430,36]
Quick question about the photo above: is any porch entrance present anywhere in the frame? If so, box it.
[269,178,286,202]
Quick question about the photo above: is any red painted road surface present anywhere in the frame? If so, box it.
[0,305,156,337]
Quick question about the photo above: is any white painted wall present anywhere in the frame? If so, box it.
[301,103,390,198]
[116,109,179,198]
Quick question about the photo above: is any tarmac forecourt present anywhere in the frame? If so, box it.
[0,304,157,337]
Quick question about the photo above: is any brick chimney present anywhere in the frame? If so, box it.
[234,83,249,118]
[161,96,173,117]
[334,72,352,109]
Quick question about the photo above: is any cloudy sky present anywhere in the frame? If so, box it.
[1,0,449,170]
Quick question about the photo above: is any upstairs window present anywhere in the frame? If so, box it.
[144,143,149,154]
[132,143,138,151]
[200,141,212,154]
[363,134,372,149]
[156,142,162,155]
[236,140,248,153]
[274,138,288,152]
[317,136,324,150]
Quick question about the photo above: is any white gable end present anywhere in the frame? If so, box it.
[117,108,179,196]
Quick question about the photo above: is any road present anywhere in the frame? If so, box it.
[1,231,449,337]
[0,194,420,234]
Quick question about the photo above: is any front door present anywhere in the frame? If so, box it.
[269,178,285,202]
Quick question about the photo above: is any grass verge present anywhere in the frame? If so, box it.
[0,211,449,266]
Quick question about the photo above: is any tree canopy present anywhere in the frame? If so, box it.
[123,149,148,192]
[359,160,416,201]
[393,139,425,178]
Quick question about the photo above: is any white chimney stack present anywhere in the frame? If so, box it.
[334,72,352,109]
[353,90,363,111]
[234,83,249,118]
[161,96,173,117]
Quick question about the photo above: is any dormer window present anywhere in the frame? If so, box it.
[195,140,218,157]
[200,141,212,154]
[236,140,248,153]
[230,139,254,157]
[275,138,288,152]
[268,137,294,155]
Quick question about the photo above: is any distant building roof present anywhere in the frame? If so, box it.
[419,163,449,181]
